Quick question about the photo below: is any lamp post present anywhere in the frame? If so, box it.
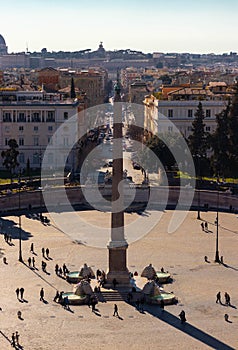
[18,170,23,262]
[215,181,220,263]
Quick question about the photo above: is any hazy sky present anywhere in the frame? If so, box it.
[1,0,237,54]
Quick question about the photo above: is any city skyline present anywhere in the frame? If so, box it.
[1,0,238,55]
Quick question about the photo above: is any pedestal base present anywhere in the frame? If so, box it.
[106,245,130,287]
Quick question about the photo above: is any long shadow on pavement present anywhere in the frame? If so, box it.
[141,304,235,350]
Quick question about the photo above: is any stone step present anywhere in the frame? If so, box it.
[96,290,142,302]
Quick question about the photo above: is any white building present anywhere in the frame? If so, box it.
[0,90,85,171]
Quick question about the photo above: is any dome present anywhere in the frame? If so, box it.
[0,35,6,46]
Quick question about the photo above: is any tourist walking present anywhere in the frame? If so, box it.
[30,243,34,254]
[216,292,222,304]
[15,288,20,299]
[15,331,19,346]
[55,264,59,275]
[201,222,204,231]
[19,287,24,300]
[225,292,231,306]
[40,288,44,301]
[204,222,208,231]
[32,256,35,268]
[179,310,186,324]
[113,304,119,317]
[53,291,60,302]
[28,257,31,267]
[45,248,50,259]
[41,247,45,258]
[11,333,15,347]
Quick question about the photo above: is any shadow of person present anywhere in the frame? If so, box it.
[43,299,49,304]
[22,299,28,303]
[118,316,123,320]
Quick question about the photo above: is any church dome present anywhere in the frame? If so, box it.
[0,35,6,46]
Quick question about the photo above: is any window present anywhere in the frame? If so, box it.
[206,126,211,132]
[3,112,11,122]
[18,112,26,122]
[168,109,173,118]
[188,109,193,118]
[206,109,211,118]
[168,126,173,132]
[46,111,55,122]
[19,126,24,131]
[19,153,25,163]
[33,153,40,164]
[64,112,68,120]
[48,126,53,132]
[5,126,10,133]
[48,136,53,145]
[34,126,38,132]
[32,112,40,122]
[19,138,24,146]
[33,137,39,146]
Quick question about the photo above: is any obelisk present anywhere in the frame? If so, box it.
[106,78,130,287]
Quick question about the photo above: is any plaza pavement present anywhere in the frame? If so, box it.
[0,209,238,349]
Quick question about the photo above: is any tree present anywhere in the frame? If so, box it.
[26,157,31,180]
[188,102,209,175]
[211,103,231,177]
[227,83,238,174]
[1,139,19,183]
[70,77,76,99]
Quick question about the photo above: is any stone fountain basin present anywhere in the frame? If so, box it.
[66,271,84,283]
[62,292,87,305]
[150,292,176,305]
[155,272,171,283]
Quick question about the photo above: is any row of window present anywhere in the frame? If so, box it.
[17,126,53,132]
[4,136,70,147]
[18,152,70,165]
[167,109,211,118]
[2,111,69,123]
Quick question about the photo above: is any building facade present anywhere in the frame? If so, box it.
[0,90,86,171]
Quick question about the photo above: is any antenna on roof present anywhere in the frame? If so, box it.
[26,42,29,53]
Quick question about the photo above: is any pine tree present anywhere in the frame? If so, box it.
[228,82,238,174]
[70,77,76,99]
[212,103,231,177]
[188,102,209,175]
[1,139,19,183]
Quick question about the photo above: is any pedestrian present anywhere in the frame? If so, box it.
[3,257,7,264]
[216,291,222,304]
[42,261,47,272]
[225,292,231,306]
[204,222,208,231]
[15,288,20,299]
[160,299,165,311]
[32,256,35,268]
[40,287,44,301]
[64,296,70,310]
[42,247,45,258]
[201,222,204,231]
[45,248,49,259]
[112,278,117,289]
[28,257,31,267]
[179,310,186,324]
[58,291,64,304]
[58,267,63,276]
[224,313,229,322]
[17,310,22,319]
[55,264,59,275]
[11,333,15,347]
[113,304,119,317]
[220,256,224,264]
[204,256,208,263]
[63,263,69,276]
[140,297,145,312]
[15,331,19,345]
[53,290,60,302]
[30,243,34,254]
[19,287,24,300]
[8,234,12,244]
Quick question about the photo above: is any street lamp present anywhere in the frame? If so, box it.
[18,171,23,262]
[215,181,220,263]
